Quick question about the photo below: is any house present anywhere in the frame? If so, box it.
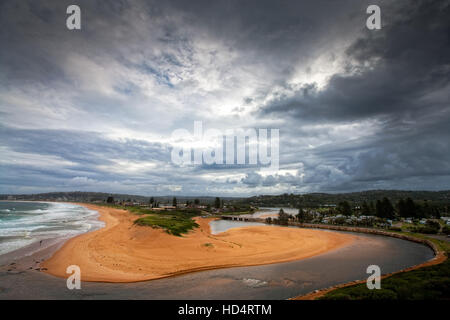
[160,205,176,210]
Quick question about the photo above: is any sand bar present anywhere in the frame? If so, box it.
[42,204,355,282]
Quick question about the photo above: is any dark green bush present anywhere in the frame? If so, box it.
[411,226,439,234]
[442,225,450,235]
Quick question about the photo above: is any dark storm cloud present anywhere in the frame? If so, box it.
[260,0,450,122]
[0,0,369,87]
[256,0,450,192]
[0,0,449,195]
[0,125,169,165]
[0,125,177,193]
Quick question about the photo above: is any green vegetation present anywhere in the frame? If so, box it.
[296,207,314,223]
[409,226,439,234]
[402,220,442,234]
[443,225,450,235]
[376,197,395,219]
[321,235,450,300]
[134,214,199,236]
[276,208,290,225]
[134,208,200,236]
[244,191,450,214]
[217,204,256,216]
[337,201,352,216]
[99,204,202,236]
[215,197,221,209]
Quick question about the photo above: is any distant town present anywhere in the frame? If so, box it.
[2,190,449,237]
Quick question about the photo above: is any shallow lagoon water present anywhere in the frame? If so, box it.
[209,219,266,234]
[0,219,434,299]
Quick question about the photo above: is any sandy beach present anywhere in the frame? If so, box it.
[41,204,356,282]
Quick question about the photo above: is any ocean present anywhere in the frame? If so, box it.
[0,201,104,256]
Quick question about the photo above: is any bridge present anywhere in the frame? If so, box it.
[220,215,265,222]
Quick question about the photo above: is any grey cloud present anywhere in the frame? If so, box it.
[0,0,449,195]
[260,0,450,122]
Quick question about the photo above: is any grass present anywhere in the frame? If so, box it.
[134,214,199,236]
[133,208,201,236]
[96,203,201,236]
[320,233,450,300]
[203,242,214,247]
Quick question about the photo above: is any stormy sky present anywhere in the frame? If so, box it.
[0,0,449,196]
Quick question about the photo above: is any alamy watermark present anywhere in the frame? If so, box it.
[366,265,381,289]
[366,5,381,30]
[66,4,381,31]
[66,265,81,290]
[171,121,279,172]
[66,5,81,30]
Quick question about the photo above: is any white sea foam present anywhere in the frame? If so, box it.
[0,202,104,256]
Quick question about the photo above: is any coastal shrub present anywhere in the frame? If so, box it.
[320,286,397,300]
[134,215,199,236]
[442,225,450,235]
[411,226,439,234]
[426,220,441,229]
[325,293,352,300]
[322,242,450,300]
[181,208,202,215]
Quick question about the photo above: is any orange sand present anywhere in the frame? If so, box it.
[42,204,355,282]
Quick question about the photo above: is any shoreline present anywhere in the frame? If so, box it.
[41,203,356,283]
[291,226,446,300]
[0,202,105,274]
[0,203,438,299]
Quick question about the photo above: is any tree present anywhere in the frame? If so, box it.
[194,198,200,205]
[106,196,114,204]
[433,206,441,219]
[397,199,407,217]
[337,201,352,216]
[361,201,371,216]
[214,197,221,209]
[172,197,177,207]
[296,207,314,223]
[382,197,395,219]
[277,208,290,225]
[296,207,306,222]
[404,198,417,218]
[369,201,375,215]
[375,200,383,218]
[376,198,394,219]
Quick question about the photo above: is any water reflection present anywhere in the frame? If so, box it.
[209,219,266,234]
[241,207,298,218]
